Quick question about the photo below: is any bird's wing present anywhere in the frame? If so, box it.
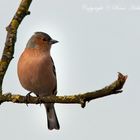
[51,57,57,95]
[51,57,56,76]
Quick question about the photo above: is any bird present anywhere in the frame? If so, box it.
[17,32,60,130]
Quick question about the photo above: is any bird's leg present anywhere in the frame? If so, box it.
[25,91,33,106]
[25,91,42,106]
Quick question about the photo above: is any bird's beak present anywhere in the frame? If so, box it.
[50,39,59,44]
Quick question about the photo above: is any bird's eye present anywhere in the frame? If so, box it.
[42,38,47,41]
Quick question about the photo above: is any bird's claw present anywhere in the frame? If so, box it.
[25,91,32,106]
[25,92,42,106]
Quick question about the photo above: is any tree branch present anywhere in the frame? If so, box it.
[0,0,32,94]
[0,1,127,108]
[0,73,127,108]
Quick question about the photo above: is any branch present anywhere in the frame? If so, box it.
[0,0,32,94]
[0,73,127,108]
[0,1,127,108]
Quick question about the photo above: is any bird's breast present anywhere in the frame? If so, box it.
[17,48,56,95]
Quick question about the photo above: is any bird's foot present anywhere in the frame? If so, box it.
[25,92,42,106]
[25,91,32,106]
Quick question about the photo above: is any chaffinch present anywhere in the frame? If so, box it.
[17,32,60,130]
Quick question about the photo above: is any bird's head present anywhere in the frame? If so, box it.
[26,32,58,50]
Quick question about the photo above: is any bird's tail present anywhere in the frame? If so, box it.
[44,103,60,130]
